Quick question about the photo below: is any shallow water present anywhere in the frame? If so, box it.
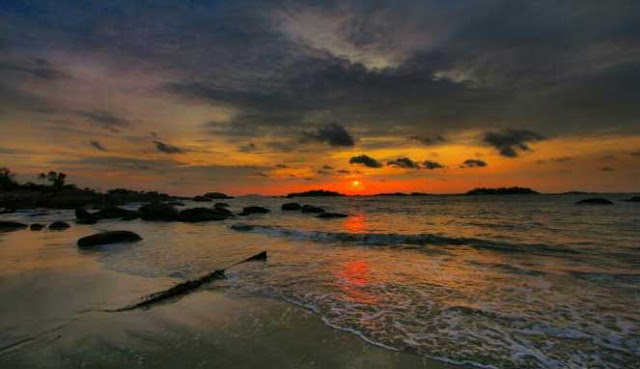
[1,194,639,368]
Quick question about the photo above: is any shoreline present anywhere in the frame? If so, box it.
[0,233,465,369]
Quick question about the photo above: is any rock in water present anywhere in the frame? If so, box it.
[139,202,179,221]
[281,202,302,211]
[179,207,231,222]
[193,195,213,202]
[239,206,270,216]
[77,231,142,248]
[30,223,45,231]
[622,196,640,202]
[575,198,614,205]
[301,205,325,213]
[317,212,348,219]
[204,192,233,199]
[75,208,98,224]
[0,221,27,232]
[49,221,70,230]
[214,202,230,208]
[93,207,139,220]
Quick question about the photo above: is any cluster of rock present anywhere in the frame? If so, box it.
[281,202,348,218]
[0,220,71,232]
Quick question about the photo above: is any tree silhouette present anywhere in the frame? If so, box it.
[38,171,67,191]
[0,167,18,191]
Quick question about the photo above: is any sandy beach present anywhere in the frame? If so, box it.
[0,221,464,369]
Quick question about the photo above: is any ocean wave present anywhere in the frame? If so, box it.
[230,224,576,255]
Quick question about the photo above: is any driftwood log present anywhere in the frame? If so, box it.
[109,251,267,312]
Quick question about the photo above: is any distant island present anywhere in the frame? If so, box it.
[466,187,539,195]
[285,190,344,198]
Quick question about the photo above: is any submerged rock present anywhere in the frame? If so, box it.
[239,206,270,216]
[77,231,142,248]
[29,223,45,231]
[622,196,640,202]
[139,202,180,221]
[168,201,185,206]
[0,221,27,232]
[301,205,325,213]
[281,202,302,211]
[49,221,70,230]
[317,212,348,219]
[575,198,614,205]
[179,207,231,222]
[214,202,230,208]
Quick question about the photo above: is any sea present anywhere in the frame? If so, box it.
[1,194,639,368]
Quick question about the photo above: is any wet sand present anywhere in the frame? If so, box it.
[0,229,464,369]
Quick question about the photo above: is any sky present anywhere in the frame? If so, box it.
[1,0,639,195]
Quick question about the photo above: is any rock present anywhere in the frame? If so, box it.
[239,206,270,216]
[0,208,16,214]
[622,196,640,202]
[139,202,180,221]
[179,207,231,222]
[49,221,70,230]
[75,208,98,224]
[575,198,614,205]
[0,221,27,232]
[120,213,139,221]
[285,190,343,198]
[281,202,302,211]
[30,223,45,231]
[93,206,139,219]
[317,212,348,219]
[214,202,230,208]
[77,231,142,248]
[168,201,185,206]
[212,207,234,217]
[193,195,213,202]
[301,205,325,213]
[203,192,233,199]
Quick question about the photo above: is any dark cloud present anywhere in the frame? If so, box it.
[601,166,615,172]
[153,140,184,154]
[275,164,288,168]
[303,124,356,147]
[423,160,445,170]
[536,156,573,164]
[387,157,420,169]
[410,135,447,146]
[337,169,351,174]
[238,142,257,153]
[349,155,382,168]
[460,159,488,168]
[631,150,640,157]
[483,129,546,157]
[0,57,67,81]
[78,110,131,133]
[89,140,107,151]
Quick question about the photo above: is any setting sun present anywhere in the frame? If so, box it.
[351,180,361,187]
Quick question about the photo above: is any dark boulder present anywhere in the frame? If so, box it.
[239,206,270,216]
[30,223,45,231]
[622,196,640,202]
[139,202,180,221]
[214,202,230,208]
[575,198,614,205]
[49,221,71,230]
[75,208,98,224]
[281,202,302,211]
[212,207,233,217]
[77,231,142,248]
[179,207,232,222]
[94,206,139,220]
[0,221,27,232]
[301,205,325,213]
[193,196,213,202]
[317,212,348,219]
